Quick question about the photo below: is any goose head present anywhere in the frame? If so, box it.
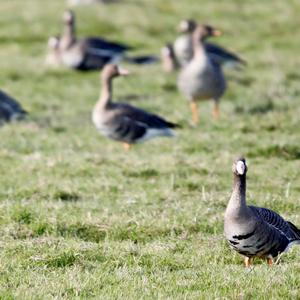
[63,10,75,25]
[101,64,130,82]
[193,24,223,41]
[232,157,247,176]
[177,19,197,33]
[48,36,60,50]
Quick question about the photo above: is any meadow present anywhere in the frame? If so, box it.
[0,0,300,298]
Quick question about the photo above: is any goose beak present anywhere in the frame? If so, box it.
[118,67,130,76]
[212,29,223,36]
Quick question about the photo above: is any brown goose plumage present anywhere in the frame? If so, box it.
[92,64,180,150]
[59,10,130,71]
[177,25,226,123]
[174,19,246,68]
[224,157,300,267]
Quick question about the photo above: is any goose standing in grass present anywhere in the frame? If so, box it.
[0,90,27,125]
[59,10,130,70]
[92,64,180,150]
[174,19,246,68]
[224,157,300,267]
[177,25,226,124]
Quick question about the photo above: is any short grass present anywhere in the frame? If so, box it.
[1,0,300,299]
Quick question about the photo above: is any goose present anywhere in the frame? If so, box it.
[161,43,179,73]
[224,157,300,267]
[177,25,226,124]
[45,36,62,67]
[59,10,131,70]
[92,64,180,150]
[0,90,27,125]
[174,19,246,68]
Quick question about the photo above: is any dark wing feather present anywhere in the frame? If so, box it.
[249,206,300,241]
[205,42,246,66]
[84,37,132,53]
[0,91,27,122]
[114,103,180,129]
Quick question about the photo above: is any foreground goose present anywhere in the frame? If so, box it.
[178,25,226,123]
[174,19,246,68]
[224,157,300,267]
[92,64,180,149]
[0,90,27,125]
[59,10,130,70]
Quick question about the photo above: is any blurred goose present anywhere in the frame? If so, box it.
[68,0,114,5]
[174,19,246,68]
[92,64,180,149]
[161,43,179,73]
[0,90,27,125]
[224,157,300,267]
[59,10,131,70]
[177,25,226,123]
[45,36,62,67]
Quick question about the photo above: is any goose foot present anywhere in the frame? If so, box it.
[190,101,199,124]
[123,143,131,150]
[244,257,253,268]
[267,258,273,266]
[212,102,220,120]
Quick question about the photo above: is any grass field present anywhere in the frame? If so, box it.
[1,0,300,298]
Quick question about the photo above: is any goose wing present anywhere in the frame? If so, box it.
[205,42,246,66]
[249,206,300,242]
[0,91,27,122]
[85,37,132,54]
[115,103,180,129]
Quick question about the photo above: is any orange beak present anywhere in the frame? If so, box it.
[118,67,130,76]
[212,29,223,36]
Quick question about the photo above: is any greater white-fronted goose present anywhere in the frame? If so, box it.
[59,10,131,70]
[174,19,246,68]
[224,157,300,267]
[161,43,179,73]
[0,90,27,125]
[177,25,226,123]
[92,64,180,149]
[45,36,62,68]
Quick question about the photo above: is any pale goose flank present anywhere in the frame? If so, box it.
[224,157,300,267]
[178,25,226,123]
[0,90,27,125]
[45,36,62,68]
[174,19,246,68]
[161,43,179,73]
[92,64,180,150]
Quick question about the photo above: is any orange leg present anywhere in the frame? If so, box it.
[212,102,220,120]
[123,143,132,150]
[244,257,253,268]
[190,101,199,124]
[267,258,273,266]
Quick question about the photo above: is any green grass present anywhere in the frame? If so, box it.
[1,0,300,298]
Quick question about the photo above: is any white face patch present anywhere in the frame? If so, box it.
[180,21,189,31]
[236,161,246,175]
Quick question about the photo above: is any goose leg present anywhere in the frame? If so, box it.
[190,101,199,124]
[123,143,131,150]
[244,257,253,267]
[212,101,220,120]
[267,258,273,266]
